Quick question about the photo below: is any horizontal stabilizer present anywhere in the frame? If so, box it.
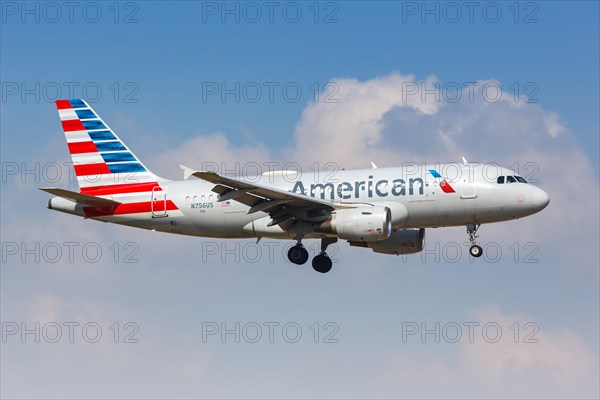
[40,188,121,206]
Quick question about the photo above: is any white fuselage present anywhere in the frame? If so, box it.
[49,163,550,239]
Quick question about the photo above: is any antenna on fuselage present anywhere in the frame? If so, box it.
[371,162,378,169]
[462,156,468,165]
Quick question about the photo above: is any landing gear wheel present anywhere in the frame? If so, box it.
[312,254,332,273]
[469,244,483,258]
[466,223,483,258]
[288,245,309,265]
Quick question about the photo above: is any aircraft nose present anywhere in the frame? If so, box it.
[532,187,550,211]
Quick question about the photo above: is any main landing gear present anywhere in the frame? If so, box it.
[287,237,337,273]
[287,242,309,265]
[312,237,337,274]
[467,222,483,258]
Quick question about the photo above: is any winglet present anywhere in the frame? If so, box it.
[180,164,196,180]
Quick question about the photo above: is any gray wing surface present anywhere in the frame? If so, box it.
[181,165,354,229]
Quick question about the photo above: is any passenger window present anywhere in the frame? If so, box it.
[507,176,517,183]
[497,176,505,184]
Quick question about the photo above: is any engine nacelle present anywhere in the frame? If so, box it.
[377,201,409,228]
[349,228,425,254]
[320,206,391,241]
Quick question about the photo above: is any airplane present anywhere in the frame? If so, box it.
[41,99,550,273]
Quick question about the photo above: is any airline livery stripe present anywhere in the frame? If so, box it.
[56,99,72,109]
[56,99,87,109]
[101,152,137,162]
[88,130,116,141]
[77,172,158,188]
[69,99,86,109]
[72,154,105,163]
[65,131,90,142]
[76,109,97,119]
[74,163,112,176]
[95,142,127,152]
[59,109,78,120]
[103,192,156,201]
[107,163,146,174]
[83,200,178,218]
[82,120,107,130]
[68,141,98,154]
[62,119,85,132]
[80,182,162,195]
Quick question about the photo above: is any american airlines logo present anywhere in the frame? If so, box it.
[291,170,455,200]
[428,169,456,193]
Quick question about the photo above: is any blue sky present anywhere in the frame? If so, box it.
[1,1,599,399]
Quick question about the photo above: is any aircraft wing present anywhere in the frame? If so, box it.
[40,187,121,206]
[181,165,350,228]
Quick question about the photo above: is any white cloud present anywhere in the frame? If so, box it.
[384,304,599,399]
[544,112,566,138]
[29,294,62,324]
[464,305,597,383]
[4,72,597,278]
[287,75,580,167]
[2,71,598,399]
[284,72,599,276]
[154,131,272,179]
[286,72,441,167]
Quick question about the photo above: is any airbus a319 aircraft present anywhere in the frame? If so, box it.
[42,99,550,273]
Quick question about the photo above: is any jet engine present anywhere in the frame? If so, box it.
[318,206,392,241]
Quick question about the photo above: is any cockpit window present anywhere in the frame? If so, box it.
[498,175,527,184]
[515,176,527,183]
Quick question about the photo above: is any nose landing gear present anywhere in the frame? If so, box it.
[467,223,483,258]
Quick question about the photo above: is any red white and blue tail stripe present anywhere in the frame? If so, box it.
[55,99,178,219]
[56,98,160,190]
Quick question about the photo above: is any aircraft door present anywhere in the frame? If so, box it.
[151,186,168,217]
[460,179,477,199]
